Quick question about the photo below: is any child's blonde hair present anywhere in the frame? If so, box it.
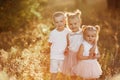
[52,11,65,20]
[82,25,100,41]
[82,25,100,34]
[66,9,82,24]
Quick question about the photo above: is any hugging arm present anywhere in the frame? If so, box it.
[77,44,92,60]
[64,34,69,55]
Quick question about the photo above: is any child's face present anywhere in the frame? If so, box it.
[68,17,81,32]
[54,15,66,31]
[84,30,97,44]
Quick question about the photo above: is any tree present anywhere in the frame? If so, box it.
[107,0,120,9]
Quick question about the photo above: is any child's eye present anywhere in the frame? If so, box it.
[74,23,77,25]
[87,35,90,37]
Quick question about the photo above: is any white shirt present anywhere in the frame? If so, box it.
[48,28,69,60]
[68,30,83,52]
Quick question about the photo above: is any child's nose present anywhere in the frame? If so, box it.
[89,37,92,39]
[72,25,76,28]
[59,22,63,25]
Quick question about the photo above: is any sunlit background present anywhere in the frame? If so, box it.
[0,0,120,80]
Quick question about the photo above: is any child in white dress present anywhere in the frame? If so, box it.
[62,10,83,79]
[73,25,102,80]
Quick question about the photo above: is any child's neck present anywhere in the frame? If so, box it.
[72,29,79,33]
[85,40,94,45]
[56,28,64,31]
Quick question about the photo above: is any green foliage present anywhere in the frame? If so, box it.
[0,0,48,31]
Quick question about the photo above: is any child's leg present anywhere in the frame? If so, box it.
[50,60,59,80]
[58,60,65,79]
[51,73,57,80]
[91,78,97,80]
[71,75,77,80]
[83,78,97,80]
[57,72,67,80]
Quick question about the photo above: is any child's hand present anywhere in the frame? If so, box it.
[88,53,96,59]
[88,54,93,59]
[89,52,93,56]
[93,54,100,59]
[89,48,95,55]
[92,53,97,59]
[93,53,96,56]
[64,47,69,56]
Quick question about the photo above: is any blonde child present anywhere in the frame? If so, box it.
[62,10,83,80]
[73,25,102,80]
[48,11,69,80]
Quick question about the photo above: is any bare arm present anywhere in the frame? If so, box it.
[48,42,52,53]
[89,44,101,59]
[89,40,98,56]
[66,34,69,47]
[64,34,69,55]
[48,42,52,47]
[77,44,92,60]
[93,48,100,59]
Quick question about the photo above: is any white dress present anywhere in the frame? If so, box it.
[62,30,83,75]
[73,41,102,79]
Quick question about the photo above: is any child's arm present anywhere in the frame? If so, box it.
[90,44,96,53]
[48,32,52,47]
[93,51,100,59]
[90,44,100,59]
[89,45,96,57]
[95,52,100,59]
[64,34,69,56]
[48,42,52,47]
[48,42,52,53]
[89,40,97,56]
[77,44,92,60]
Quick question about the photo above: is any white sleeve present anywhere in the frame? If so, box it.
[48,32,53,43]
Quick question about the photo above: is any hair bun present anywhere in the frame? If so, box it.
[95,25,100,33]
[82,25,87,31]
[75,9,81,16]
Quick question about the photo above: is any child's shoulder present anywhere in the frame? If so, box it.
[79,28,83,33]
[64,28,70,31]
[50,28,57,33]
[82,40,88,45]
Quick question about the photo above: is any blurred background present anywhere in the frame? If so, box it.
[0,0,120,80]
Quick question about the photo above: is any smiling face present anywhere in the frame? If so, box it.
[84,30,97,44]
[53,15,66,31]
[68,17,81,32]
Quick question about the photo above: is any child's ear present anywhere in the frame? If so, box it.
[95,25,100,33]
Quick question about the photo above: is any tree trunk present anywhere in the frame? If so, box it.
[107,0,120,9]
